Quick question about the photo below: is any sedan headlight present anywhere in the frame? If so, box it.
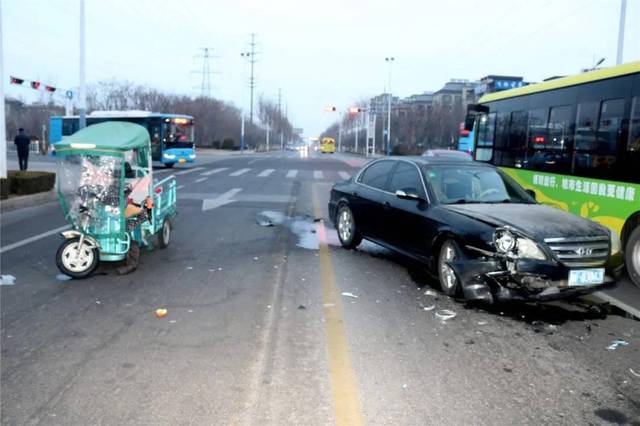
[164,153,176,159]
[493,228,516,253]
[516,237,547,260]
[610,231,621,255]
[493,228,546,260]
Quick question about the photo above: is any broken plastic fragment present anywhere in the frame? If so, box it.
[341,292,358,299]
[56,274,72,281]
[606,340,629,350]
[323,303,335,308]
[424,290,438,297]
[477,320,488,326]
[297,305,307,310]
[0,275,16,286]
[422,305,436,311]
[630,368,640,378]
[435,309,457,321]
[155,308,168,318]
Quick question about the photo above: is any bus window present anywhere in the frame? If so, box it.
[598,98,625,152]
[629,97,640,152]
[510,111,527,168]
[527,108,549,150]
[574,102,599,151]
[474,112,495,162]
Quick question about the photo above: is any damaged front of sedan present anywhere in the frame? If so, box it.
[441,202,625,304]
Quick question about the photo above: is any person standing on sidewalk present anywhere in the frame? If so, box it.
[14,128,30,171]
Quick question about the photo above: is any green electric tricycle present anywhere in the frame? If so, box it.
[54,122,177,278]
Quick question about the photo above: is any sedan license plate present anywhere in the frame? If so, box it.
[568,268,604,286]
[179,158,186,163]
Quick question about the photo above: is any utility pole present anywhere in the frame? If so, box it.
[0,0,6,178]
[277,88,283,149]
[240,113,245,153]
[241,34,258,124]
[78,0,87,129]
[193,47,216,98]
[616,0,627,65]
[385,57,394,156]
[266,121,270,152]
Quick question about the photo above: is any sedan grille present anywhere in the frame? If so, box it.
[544,236,609,267]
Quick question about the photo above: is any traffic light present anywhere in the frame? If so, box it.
[31,81,41,89]
[45,85,56,93]
[10,76,24,85]
[324,106,337,112]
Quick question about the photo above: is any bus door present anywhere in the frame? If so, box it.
[149,121,162,161]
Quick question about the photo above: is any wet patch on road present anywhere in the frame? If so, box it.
[256,211,340,250]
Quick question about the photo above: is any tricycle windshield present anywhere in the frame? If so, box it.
[57,154,125,237]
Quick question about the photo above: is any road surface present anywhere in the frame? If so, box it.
[2,151,639,425]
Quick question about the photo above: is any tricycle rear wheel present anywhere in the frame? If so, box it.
[158,218,171,248]
[56,237,99,279]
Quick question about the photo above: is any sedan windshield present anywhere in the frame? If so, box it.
[425,165,533,204]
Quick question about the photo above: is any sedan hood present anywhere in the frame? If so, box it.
[441,203,607,241]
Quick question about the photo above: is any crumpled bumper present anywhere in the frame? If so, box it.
[448,258,621,304]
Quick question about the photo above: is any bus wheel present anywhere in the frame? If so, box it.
[164,163,174,168]
[626,227,640,289]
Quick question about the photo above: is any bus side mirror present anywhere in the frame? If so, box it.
[525,189,536,200]
[463,114,475,132]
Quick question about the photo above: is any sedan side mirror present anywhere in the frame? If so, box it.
[525,189,536,200]
[395,189,420,200]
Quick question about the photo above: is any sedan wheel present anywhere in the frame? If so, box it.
[438,240,462,296]
[336,205,362,249]
[626,227,640,289]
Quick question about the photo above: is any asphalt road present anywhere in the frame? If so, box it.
[1,151,639,425]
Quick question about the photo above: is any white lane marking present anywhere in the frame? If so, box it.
[286,169,298,178]
[258,169,275,177]
[338,171,351,180]
[201,167,228,176]
[174,167,205,176]
[177,184,186,190]
[314,170,324,179]
[202,188,243,211]
[0,225,71,254]
[195,177,208,183]
[154,168,173,174]
[230,168,251,176]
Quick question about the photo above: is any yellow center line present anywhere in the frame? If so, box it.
[312,184,364,426]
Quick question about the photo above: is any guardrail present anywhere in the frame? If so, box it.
[6,140,44,154]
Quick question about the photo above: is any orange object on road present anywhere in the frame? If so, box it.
[155,308,168,318]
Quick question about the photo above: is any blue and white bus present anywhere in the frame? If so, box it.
[50,111,196,167]
[457,121,475,153]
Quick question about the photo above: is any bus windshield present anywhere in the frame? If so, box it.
[165,121,194,149]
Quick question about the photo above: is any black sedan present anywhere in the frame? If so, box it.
[328,157,624,303]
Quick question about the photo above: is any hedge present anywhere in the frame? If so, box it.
[1,171,56,198]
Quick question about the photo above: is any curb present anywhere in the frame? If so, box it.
[1,190,57,213]
[591,292,640,320]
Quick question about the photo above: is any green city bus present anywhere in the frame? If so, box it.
[469,61,640,287]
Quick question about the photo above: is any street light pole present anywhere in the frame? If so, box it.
[385,57,394,156]
[616,0,627,65]
[0,0,6,179]
[78,0,87,129]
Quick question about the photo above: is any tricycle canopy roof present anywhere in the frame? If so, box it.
[55,122,150,154]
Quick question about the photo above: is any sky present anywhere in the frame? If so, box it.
[3,0,640,137]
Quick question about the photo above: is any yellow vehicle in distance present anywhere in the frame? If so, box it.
[320,137,336,154]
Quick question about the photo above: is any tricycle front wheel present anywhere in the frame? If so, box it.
[158,218,171,248]
[56,237,99,279]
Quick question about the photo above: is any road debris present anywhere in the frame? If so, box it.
[297,305,307,310]
[630,368,640,378]
[422,304,436,311]
[435,309,457,321]
[186,266,193,270]
[169,320,177,324]
[56,274,72,281]
[155,308,168,318]
[606,340,629,350]
[253,257,259,260]
[95,300,101,305]
[424,289,438,297]
[0,275,16,286]
[341,292,358,299]
[323,303,335,308]
[477,320,488,326]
